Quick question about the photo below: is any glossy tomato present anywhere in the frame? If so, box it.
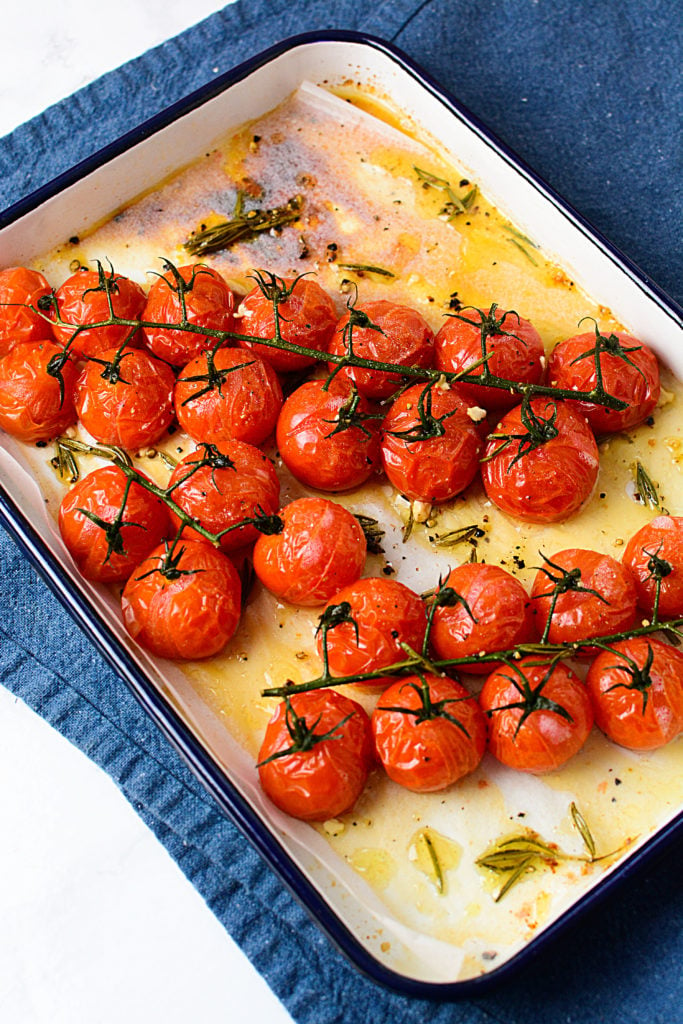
[429,563,536,673]
[479,657,594,773]
[167,440,280,552]
[380,382,483,503]
[59,466,169,582]
[257,689,374,821]
[175,347,283,447]
[51,266,146,359]
[372,674,486,792]
[0,340,78,442]
[327,299,434,400]
[0,266,53,357]
[434,305,545,411]
[237,274,337,373]
[548,330,660,434]
[481,398,599,523]
[253,497,366,606]
[74,346,175,450]
[142,263,234,365]
[586,637,683,750]
[121,539,241,659]
[316,577,428,688]
[622,516,683,618]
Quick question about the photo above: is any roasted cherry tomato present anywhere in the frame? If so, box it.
[434,305,545,411]
[253,497,366,606]
[121,539,241,660]
[237,274,338,373]
[586,637,683,750]
[257,689,374,821]
[73,346,175,450]
[622,515,683,618]
[372,674,487,792]
[316,577,428,688]
[429,563,537,673]
[548,329,660,434]
[481,398,599,523]
[142,264,234,366]
[327,299,434,400]
[0,266,53,357]
[167,440,280,553]
[0,340,78,442]
[59,466,169,582]
[51,267,146,359]
[174,347,283,447]
[380,382,483,503]
[530,548,638,647]
[479,657,594,773]
[276,377,381,492]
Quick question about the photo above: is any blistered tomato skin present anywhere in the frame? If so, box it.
[253,497,366,606]
[548,331,660,434]
[51,269,146,359]
[237,276,338,373]
[276,377,381,492]
[0,340,78,442]
[74,347,175,450]
[479,658,594,773]
[142,264,235,366]
[481,399,599,523]
[622,516,683,618]
[121,540,241,660]
[257,689,374,821]
[429,563,537,672]
[586,638,683,751]
[434,307,545,411]
[328,300,434,400]
[175,347,283,447]
[380,382,483,504]
[0,266,54,357]
[59,466,169,583]
[372,674,487,792]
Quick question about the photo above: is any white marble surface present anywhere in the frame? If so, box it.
[0,4,294,1022]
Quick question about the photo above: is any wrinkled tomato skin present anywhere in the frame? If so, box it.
[372,674,487,792]
[548,332,660,434]
[276,377,381,492]
[328,300,434,400]
[317,577,428,688]
[0,340,78,442]
[0,266,54,357]
[430,564,537,673]
[59,466,169,583]
[479,658,594,773]
[531,548,638,648]
[257,689,373,821]
[434,308,545,411]
[175,347,283,447]
[142,264,235,366]
[586,638,683,751]
[622,516,683,618]
[121,539,241,660]
[167,440,280,552]
[74,346,175,450]
[481,399,599,523]
[253,497,366,606]
[238,277,338,373]
[51,269,146,359]
[380,383,483,503]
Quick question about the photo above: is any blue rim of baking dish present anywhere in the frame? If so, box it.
[1,30,682,1000]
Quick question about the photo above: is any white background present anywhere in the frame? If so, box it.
[0,3,294,1022]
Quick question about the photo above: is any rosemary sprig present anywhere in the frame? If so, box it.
[184,195,303,256]
[337,263,395,278]
[414,166,478,220]
[633,460,667,513]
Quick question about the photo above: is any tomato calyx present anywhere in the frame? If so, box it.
[46,348,73,406]
[177,347,256,405]
[255,696,355,767]
[597,641,656,715]
[322,381,383,439]
[353,514,385,554]
[249,268,307,305]
[136,537,205,582]
[573,317,647,388]
[316,601,360,676]
[385,382,461,444]
[377,675,472,736]
[75,475,141,565]
[531,551,609,642]
[423,572,478,655]
[484,396,560,466]
[484,659,575,738]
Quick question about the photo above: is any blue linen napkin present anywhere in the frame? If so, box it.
[1,2,682,1022]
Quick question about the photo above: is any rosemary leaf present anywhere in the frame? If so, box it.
[633,460,665,511]
[508,237,539,266]
[570,802,596,858]
[337,263,395,278]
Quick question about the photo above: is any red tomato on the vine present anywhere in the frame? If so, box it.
[622,516,683,618]
[142,264,235,366]
[0,266,54,357]
[0,340,78,442]
[51,267,146,359]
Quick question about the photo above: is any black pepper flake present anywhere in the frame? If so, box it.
[646,416,655,427]
[615,777,622,785]
[35,440,47,448]
[459,179,470,187]
[69,235,80,245]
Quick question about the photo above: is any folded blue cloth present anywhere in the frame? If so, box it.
[1,2,681,1022]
